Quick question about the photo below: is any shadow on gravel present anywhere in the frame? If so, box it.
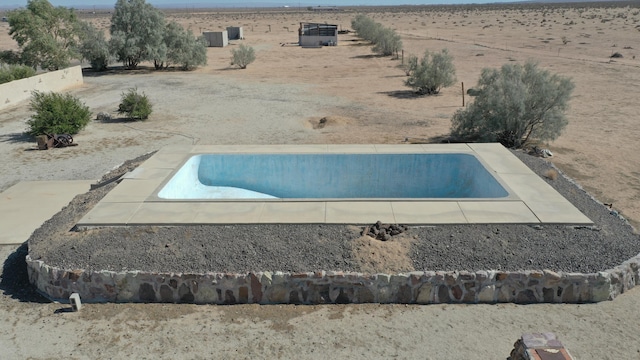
[0,132,32,144]
[0,243,49,303]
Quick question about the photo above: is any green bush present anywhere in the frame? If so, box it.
[0,50,22,65]
[26,91,92,136]
[405,49,456,95]
[0,64,36,84]
[450,61,574,149]
[118,87,152,120]
[401,54,418,76]
[231,44,255,69]
[351,14,402,56]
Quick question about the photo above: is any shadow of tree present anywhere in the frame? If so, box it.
[82,64,200,78]
[0,132,32,144]
[82,66,156,78]
[351,54,388,59]
[379,90,422,99]
[97,116,139,124]
[0,242,49,303]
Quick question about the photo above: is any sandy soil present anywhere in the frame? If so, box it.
[2,3,640,359]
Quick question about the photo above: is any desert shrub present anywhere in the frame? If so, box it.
[26,91,91,136]
[450,61,574,149]
[351,14,378,42]
[231,44,255,69]
[351,14,402,56]
[372,27,402,56]
[8,64,35,79]
[401,54,418,76]
[405,49,456,95]
[0,64,36,84]
[118,87,152,120]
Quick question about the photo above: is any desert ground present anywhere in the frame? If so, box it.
[1,3,640,359]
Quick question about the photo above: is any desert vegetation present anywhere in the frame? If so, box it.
[404,49,456,95]
[231,44,256,69]
[0,64,35,84]
[26,91,92,136]
[451,61,574,149]
[7,0,80,71]
[117,87,153,120]
[351,14,402,56]
[6,0,208,72]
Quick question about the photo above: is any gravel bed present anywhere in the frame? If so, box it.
[28,150,640,274]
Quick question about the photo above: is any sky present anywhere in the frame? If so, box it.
[2,0,545,10]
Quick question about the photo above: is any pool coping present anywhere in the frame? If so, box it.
[76,143,593,227]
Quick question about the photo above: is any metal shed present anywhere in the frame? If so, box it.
[202,31,228,47]
[298,23,338,47]
[226,27,244,40]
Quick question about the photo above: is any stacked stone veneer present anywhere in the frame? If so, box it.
[25,254,640,304]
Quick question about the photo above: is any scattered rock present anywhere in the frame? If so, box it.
[610,52,623,58]
[529,146,553,158]
[362,221,408,241]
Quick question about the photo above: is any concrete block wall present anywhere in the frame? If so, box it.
[0,66,83,111]
[26,252,640,304]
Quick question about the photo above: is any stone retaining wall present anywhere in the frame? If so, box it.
[25,253,640,304]
[0,66,83,111]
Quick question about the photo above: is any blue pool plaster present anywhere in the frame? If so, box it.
[157,153,509,200]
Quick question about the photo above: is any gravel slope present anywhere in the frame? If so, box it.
[27,150,640,274]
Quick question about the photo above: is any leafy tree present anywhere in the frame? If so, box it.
[231,44,256,69]
[7,0,80,71]
[450,61,575,149]
[77,21,111,71]
[26,91,92,136]
[118,87,152,120]
[405,49,456,95]
[0,50,22,65]
[109,0,165,69]
[158,21,207,70]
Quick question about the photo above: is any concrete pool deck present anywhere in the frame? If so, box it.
[76,143,592,226]
[0,180,94,245]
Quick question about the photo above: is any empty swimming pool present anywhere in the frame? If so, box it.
[157,153,509,200]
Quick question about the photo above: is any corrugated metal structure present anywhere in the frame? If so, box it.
[298,23,338,47]
[202,31,229,47]
[226,27,244,40]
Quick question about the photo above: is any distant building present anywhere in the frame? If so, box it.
[202,31,228,47]
[308,6,341,12]
[226,27,244,40]
[298,23,338,47]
